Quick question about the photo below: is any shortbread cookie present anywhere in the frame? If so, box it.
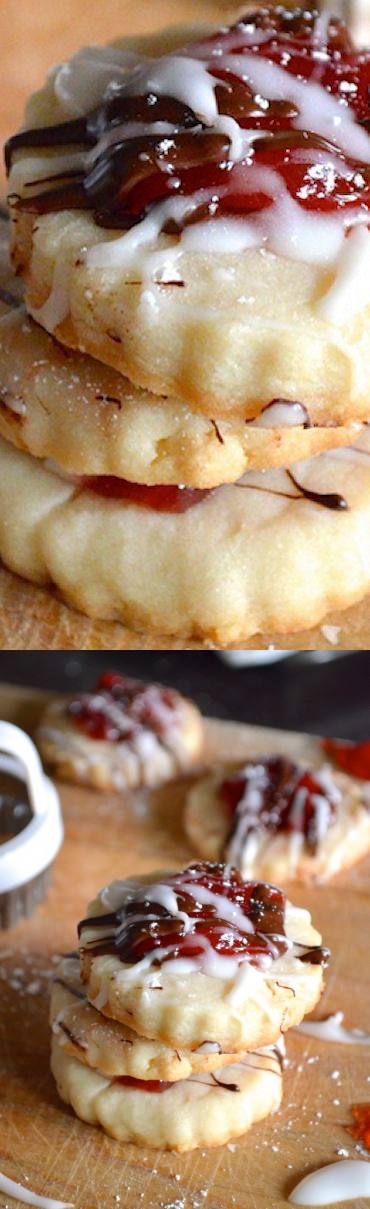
[0,300,360,486]
[50,1035,283,1151]
[78,863,328,1051]
[36,670,203,790]
[185,757,370,884]
[6,10,370,421]
[51,957,249,1078]
[3,433,370,643]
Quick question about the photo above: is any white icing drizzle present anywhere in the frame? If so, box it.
[50,45,142,117]
[29,261,71,333]
[127,55,220,125]
[221,52,370,165]
[288,1160,370,1205]
[318,226,370,325]
[295,1010,370,1044]
[87,192,215,271]
[134,882,193,932]
[0,389,27,417]
[0,1173,74,1209]
[251,401,310,428]
[196,1041,221,1054]
[179,880,255,934]
[224,760,341,875]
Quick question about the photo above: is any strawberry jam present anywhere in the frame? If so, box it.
[113,1076,173,1093]
[322,737,370,780]
[68,671,180,741]
[220,756,338,854]
[6,7,370,231]
[78,861,329,969]
[82,477,211,512]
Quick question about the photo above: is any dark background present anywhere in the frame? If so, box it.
[0,652,368,738]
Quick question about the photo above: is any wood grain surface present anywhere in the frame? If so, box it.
[1,0,370,649]
[1,566,370,650]
[1,681,370,1209]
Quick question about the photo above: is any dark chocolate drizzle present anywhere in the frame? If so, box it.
[237,469,349,512]
[221,755,338,858]
[211,1073,241,1092]
[287,469,348,512]
[53,976,86,1000]
[0,287,22,308]
[78,862,329,970]
[57,1021,88,1050]
[5,7,368,232]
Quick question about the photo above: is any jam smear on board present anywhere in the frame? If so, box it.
[220,756,338,854]
[78,861,329,969]
[348,1103,370,1150]
[6,7,370,229]
[68,670,180,741]
[322,737,370,780]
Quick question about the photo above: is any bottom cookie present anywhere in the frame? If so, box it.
[2,433,370,643]
[50,1035,283,1152]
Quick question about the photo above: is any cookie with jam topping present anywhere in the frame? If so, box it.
[77,862,328,1052]
[6,10,370,424]
[185,756,370,884]
[36,671,203,791]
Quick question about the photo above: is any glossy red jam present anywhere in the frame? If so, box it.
[82,477,211,512]
[78,860,329,969]
[322,737,370,780]
[68,671,180,741]
[7,7,370,230]
[113,1076,173,1093]
[220,756,338,853]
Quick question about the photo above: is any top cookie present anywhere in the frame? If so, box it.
[78,861,328,1050]
[6,9,370,421]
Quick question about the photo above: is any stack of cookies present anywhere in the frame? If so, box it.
[50,862,328,1151]
[2,6,370,645]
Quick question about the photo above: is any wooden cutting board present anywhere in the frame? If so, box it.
[2,566,370,650]
[1,680,370,1209]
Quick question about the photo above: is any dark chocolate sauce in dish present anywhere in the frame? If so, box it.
[77,861,329,969]
[5,7,370,230]
[220,756,339,856]
[68,670,181,742]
